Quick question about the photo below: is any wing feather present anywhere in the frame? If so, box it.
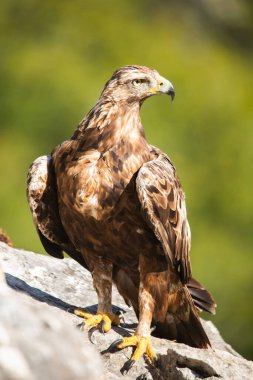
[136,151,191,283]
[27,155,87,268]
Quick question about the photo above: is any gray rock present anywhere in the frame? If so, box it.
[0,243,103,380]
[0,242,252,380]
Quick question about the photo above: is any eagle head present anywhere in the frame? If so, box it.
[101,65,175,104]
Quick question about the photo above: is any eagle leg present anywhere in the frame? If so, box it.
[75,257,120,333]
[105,254,158,372]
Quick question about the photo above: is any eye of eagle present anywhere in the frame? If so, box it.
[132,78,149,89]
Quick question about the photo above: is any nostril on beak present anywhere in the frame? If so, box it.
[159,81,164,86]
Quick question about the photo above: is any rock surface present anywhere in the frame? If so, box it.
[0,242,252,379]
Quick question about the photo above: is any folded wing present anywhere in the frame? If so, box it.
[136,151,191,284]
[27,155,87,268]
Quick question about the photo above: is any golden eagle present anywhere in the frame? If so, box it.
[27,65,216,372]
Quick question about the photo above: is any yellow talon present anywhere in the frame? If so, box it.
[116,335,139,349]
[74,310,94,319]
[74,309,121,333]
[115,335,157,365]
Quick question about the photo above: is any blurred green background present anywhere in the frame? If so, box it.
[0,0,252,359]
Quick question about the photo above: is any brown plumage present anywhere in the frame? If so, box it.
[0,228,13,247]
[27,65,216,367]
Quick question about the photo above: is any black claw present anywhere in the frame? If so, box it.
[67,306,76,314]
[119,322,138,329]
[101,338,124,355]
[100,320,106,334]
[77,322,85,330]
[115,310,125,323]
[137,375,148,380]
[154,357,162,369]
[88,326,99,343]
[121,359,136,375]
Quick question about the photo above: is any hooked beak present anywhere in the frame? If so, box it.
[158,76,175,101]
[144,75,175,101]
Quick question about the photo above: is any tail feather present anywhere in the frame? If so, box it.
[187,277,217,315]
[114,269,213,349]
[174,309,210,348]
[153,287,211,349]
